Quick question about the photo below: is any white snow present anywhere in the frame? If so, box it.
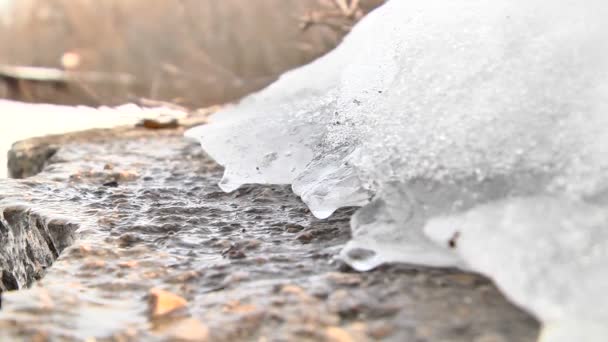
[0,100,186,178]
[186,1,608,341]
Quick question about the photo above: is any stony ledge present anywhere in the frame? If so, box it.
[0,124,539,341]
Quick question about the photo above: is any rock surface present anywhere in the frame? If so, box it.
[0,125,539,341]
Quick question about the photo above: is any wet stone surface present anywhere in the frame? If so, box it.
[0,127,539,341]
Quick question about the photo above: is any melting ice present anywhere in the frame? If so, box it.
[186,0,608,340]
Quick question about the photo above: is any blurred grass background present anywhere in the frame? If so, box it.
[0,0,383,108]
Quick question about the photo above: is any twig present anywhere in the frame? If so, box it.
[299,0,362,32]
[0,65,136,85]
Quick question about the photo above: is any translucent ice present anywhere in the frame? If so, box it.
[186,0,608,340]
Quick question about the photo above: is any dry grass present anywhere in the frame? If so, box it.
[0,0,383,107]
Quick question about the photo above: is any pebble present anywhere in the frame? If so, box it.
[117,233,142,248]
[368,322,395,339]
[280,285,314,302]
[325,326,355,342]
[148,288,188,318]
[169,271,201,283]
[162,318,209,342]
[223,300,257,314]
[285,224,304,233]
[118,261,138,269]
[38,288,54,310]
[102,181,119,188]
[296,231,313,243]
[139,117,179,129]
[81,259,106,270]
[325,272,362,286]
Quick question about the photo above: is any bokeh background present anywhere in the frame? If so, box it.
[0,0,383,108]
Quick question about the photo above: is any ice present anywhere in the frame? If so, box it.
[186,0,608,340]
[425,197,608,341]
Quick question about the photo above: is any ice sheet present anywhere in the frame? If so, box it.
[186,1,608,340]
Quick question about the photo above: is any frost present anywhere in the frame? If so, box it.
[186,0,608,340]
